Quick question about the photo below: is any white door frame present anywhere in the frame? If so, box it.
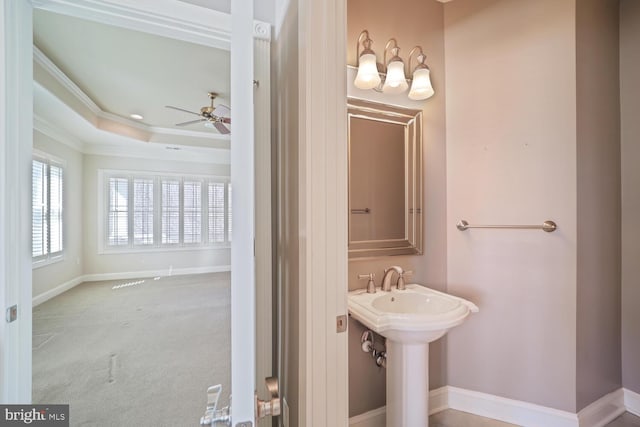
[0,2,271,422]
[298,0,349,425]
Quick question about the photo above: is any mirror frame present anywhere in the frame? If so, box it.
[347,98,423,258]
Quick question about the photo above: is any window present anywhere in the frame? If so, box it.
[108,177,128,246]
[103,171,230,250]
[183,181,202,244]
[161,180,180,245]
[32,156,64,262]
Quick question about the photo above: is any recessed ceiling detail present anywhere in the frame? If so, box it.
[34,45,230,150]
[33,9,231,131]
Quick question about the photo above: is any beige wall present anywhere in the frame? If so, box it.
[575,0,622,411]
[621,0,640,395]
[32,130,84,297]
[445,0,579,412]
[347,0,447,417]
[273,0,301,423]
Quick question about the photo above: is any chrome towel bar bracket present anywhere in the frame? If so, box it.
[456,220,557,233]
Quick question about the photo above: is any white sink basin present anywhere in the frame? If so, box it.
[349,283,478,426]
[348,283,479,344]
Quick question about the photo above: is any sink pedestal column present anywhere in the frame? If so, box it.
[386,340,429,427]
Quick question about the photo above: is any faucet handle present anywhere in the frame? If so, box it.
[397,270,413,290]
[358,273,377,294]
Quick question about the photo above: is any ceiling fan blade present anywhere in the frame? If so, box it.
[176,118,205,126]
[212,104,230,119]
[213,122,231,134]
[165,105,202,116]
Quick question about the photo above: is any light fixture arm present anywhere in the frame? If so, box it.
[357,30,375,65]
[408,46,428,74]
[383,38,401,69]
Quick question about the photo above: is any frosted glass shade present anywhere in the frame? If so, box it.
[382,60,408,94]
[408,68,435,100]
[354,53,381,90]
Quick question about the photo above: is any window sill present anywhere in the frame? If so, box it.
[32,254,65,269]
[98,245,231,255]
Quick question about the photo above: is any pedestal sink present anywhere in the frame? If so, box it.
[348,284,479,427]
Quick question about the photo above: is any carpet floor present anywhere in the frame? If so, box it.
[33,272,231,427]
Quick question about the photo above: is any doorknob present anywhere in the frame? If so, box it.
[255,376,280,419]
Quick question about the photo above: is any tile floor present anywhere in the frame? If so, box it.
[430,409,640,427]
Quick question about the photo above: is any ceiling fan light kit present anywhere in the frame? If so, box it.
[165,92,231,134]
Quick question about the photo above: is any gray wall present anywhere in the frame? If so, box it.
[621,0,640,395]
[32,130,83,297]
[273,0,300,423]
[82,153,230,276]
[346,0,447,417]
[445,0,579,412]
[575,0,622,411]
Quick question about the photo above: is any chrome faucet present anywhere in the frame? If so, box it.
[381,266,404,291]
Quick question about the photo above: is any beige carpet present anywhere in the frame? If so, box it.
[33,272,231,427]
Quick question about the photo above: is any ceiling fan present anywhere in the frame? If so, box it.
[165,92,231,134]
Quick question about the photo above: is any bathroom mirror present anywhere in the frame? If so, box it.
[348,98,423,258]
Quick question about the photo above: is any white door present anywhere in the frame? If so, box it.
[0,1,268,425]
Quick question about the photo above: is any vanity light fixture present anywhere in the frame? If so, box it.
[353,30,435,101]
[382,39,408,94]
[407,46,434,101]
[129,113,144,120]
[354,30,382,90]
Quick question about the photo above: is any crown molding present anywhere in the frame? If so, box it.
[33,45,101,116]
[32,0,232,50]
[35,113,229,164]
[34,114,87,152]
[34,46,229,143]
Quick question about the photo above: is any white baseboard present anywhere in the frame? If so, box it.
[577,389,626,427]
[350,386,634,427]
[348,387,448,427]
[624,388,640,417]
[349,406,385,427]
[32,275,85,307]
[82,265,231,282]
[448,386,579,427]
[33,265,231,306]
[429,386,449,414]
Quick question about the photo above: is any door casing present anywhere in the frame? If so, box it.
[0,2,271,424]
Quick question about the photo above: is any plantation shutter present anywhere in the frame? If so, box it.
[108,177,129,246]
[49,164,63,254]
[32,160,48,258]
[133,178,154,245]
[183,181,202,244]
[208,182,226,243]
[162,179,180,244]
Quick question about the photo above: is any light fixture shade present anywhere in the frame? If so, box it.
[382,60,408,94]
[408,67,434,100]
[354,53,381,90]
